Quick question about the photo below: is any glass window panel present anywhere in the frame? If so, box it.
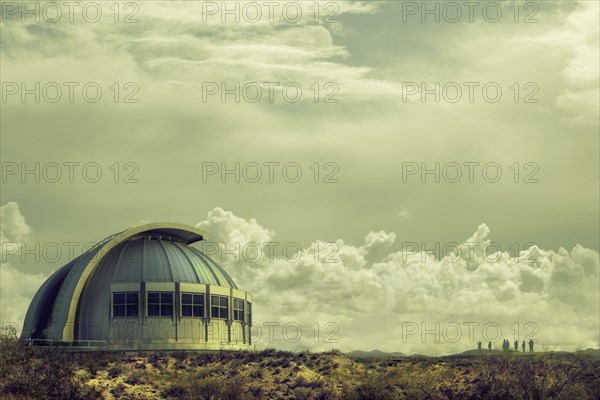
[161,293,172,304]
[113,292,140,317]
[220,308,228,319]
[211,308,219,318]
[181,293,204,317]
[148,293,159,303]
[126,293,138,304]
[161,304,173,317]
[221,297,228,307]
[114,293,126,304]
[182,305,193,317]
[126,304,138,317]
[114,305,125,317]
[148,304,160,316]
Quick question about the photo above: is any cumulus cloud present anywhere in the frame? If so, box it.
[1,203,597,354]
[0,202,32,245]
[0,203,46,333]
[196,207,275,246]
[197,208,599,355]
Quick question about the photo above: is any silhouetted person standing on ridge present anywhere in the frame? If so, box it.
[529,339,534,353]
[488,341,492,352]
[522,340,526,352]
[514,340,519,352]
[477,341,482,350]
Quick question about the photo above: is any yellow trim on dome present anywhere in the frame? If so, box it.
[62,223,207,341]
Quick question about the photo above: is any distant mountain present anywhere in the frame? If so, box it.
[345,350,407,359]
[576,348,600,360]
[447,348,600,359]
[449,349,484,357]
[346,348,599,360]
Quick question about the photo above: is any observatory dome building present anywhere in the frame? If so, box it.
[21,223,252,351]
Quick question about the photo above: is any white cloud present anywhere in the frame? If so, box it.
[0,264,46,329]
[197,208,600,354]
[196,206,274,246]
[0,203,46,333]
[0,0,403,104]
[0,202,31,245]
[1,203,597,353]
[534,1,600,124]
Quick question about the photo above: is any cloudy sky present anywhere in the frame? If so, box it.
[1,1,598,354]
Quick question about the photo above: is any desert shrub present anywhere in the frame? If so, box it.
[292,386,312,399]
[250,368,263,379]
[0,338,101,400]
[110,382,127,398]
[173,351,187,361]
[314,386,338,400]
[248,382,264,398]
[72,352,112,377]
[342,378,392,400]
[473,352,586,400]
[319,364,333,373]
[163,383,186,398]
[279,358,291,368]
[108,364,126,378]
[195,367,212,380]
[124,369,146,385]
[163,375,249,400]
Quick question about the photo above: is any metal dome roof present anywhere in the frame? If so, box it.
[21,223,238,342]
[105,238,237,287]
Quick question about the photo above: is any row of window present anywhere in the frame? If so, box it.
[113,292,249,322]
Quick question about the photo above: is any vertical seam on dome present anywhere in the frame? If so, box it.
[112,242,130,282]
[174,244,202,284]
[155,239,174,282]
[189,247,237,289]
[197,249,237,289]
[211,258,238,289]
[188,246,223,286]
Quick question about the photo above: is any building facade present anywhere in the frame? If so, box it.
[21,223,253,351]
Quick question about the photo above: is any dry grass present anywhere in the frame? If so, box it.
[1,338,598,400]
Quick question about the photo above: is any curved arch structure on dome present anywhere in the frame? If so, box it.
[21,223,253,351]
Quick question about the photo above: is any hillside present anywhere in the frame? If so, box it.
[0,338,598,400]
